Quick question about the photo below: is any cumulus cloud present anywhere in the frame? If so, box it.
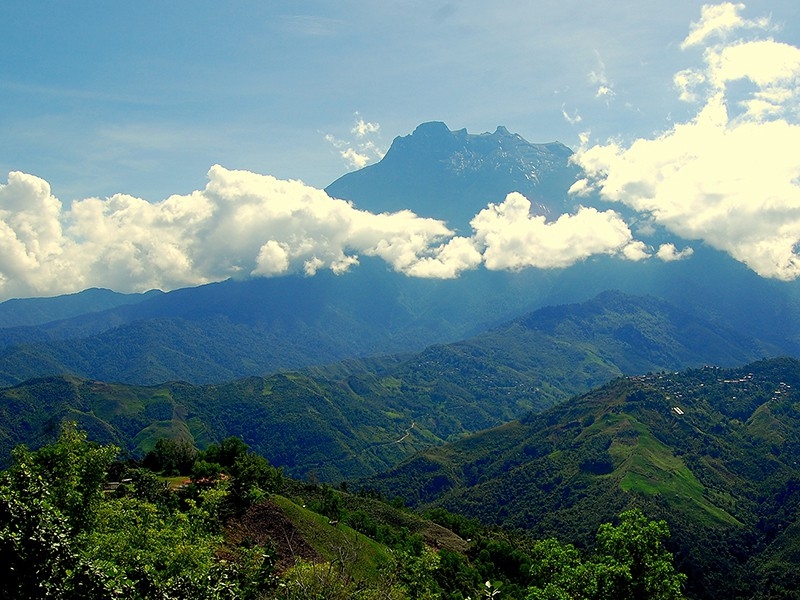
[0,166,458,299]
[680,2,771,50]
[0,172,71,294]
[470,193,641,270]
[402,236,483,279]
[572,2,800,280]
[0,167,651,299]
[351,116,380,138]
[657,243,694,262]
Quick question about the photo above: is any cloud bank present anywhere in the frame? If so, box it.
[573,2,800,280]
[0,167,642,300]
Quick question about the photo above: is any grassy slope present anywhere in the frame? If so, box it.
[363,358,800,597]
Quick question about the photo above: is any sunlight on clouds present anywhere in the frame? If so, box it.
[574,2,800,281]
[680,2,770,50]
[351,116,380,138]
[0,172,75,295]
[0,167,649,299]
[339,147,371,169]
[471,193,639,270]
[657,243,694,262]
[402,236,483,279]
[0,166,465,298]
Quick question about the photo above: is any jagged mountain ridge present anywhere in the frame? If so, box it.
[325,121,580,232]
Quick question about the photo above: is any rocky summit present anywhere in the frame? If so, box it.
[325,121,581,233]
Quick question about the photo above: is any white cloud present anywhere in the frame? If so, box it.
[589,50,615,102]
[0,166,460,299]
[351,116,380,138]
[0,167,654,299]
[622,240,651,262]
[0,172,72,295]
[339,147,371,169]
[470,193,639,270]
[326,113,386,170]
[561,104,583,126]
[573,2,800,281]
[403,236,483,279]
[680,2,770,50]
[657,243,694,262]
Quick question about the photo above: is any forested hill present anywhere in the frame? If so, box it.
[364,356,800,598]
[0,291,769,482]
[0,424,686,599]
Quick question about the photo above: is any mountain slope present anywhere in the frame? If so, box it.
[0,292,770,483]
[0,262,557,385]
[363,357,800,598]
[0,287,162,328]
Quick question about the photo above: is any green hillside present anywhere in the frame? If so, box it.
[364,357,800,598]
[0,424,688,599]
[0,292,770,483]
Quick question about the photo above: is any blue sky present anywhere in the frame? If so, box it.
[1,1,800,298]
[4,0,792,198]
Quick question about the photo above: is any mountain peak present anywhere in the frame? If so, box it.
[326,122,582,231]
[411,121,452,136]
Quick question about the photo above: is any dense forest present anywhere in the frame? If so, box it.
[0,424,685,599]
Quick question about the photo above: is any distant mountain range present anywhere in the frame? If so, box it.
[1,122,799,387]
[0,291,769,482]
[0,287,163,328]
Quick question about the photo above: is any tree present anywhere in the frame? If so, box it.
[120,467,175,508]
[142,437,197,476]
[0,423,116,598]
[229,451,283,509]
[83,492,237,598]
[526,509,686,600]
[12,422,118,534]
[592,509,686,600]
[200,437,250,468]
[526,538,590,599]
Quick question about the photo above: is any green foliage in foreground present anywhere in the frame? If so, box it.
[527,510,685,600]
[0,424,687,599]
